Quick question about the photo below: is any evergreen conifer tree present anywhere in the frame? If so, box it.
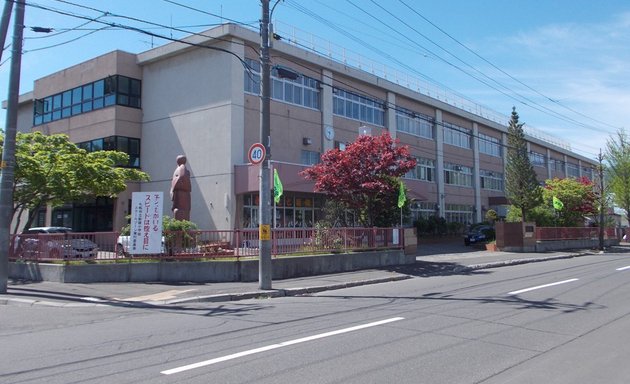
[505,107,542,222]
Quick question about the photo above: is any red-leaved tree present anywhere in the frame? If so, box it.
[301,132,416,227]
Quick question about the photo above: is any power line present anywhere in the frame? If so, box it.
[397,0,621,132]
[25,0,253,71]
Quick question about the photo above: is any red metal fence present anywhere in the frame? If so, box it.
[535,227,618,241]
[9,227,404,262]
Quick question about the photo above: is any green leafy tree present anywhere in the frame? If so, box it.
[301,132,416,227]
[507,177,596,227]
[543,177,596,226]
[1,132,150,232]
[605,128,630,223]
[504,107,542,222]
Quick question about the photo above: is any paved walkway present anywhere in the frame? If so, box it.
[3,242,626,308]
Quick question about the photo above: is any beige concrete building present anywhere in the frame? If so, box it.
[15,24,595,232]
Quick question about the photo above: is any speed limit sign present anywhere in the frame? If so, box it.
[248,143,266,165]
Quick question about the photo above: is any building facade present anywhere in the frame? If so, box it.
[15,24,596,232]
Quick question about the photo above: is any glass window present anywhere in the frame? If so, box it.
[480,169,504,191]
[444,162,473,187]
[301,150,320,165]
[479,133,501,157]
[443,122,471,149]
[33,75,142,125]
[333,87,384,125]
[529,152,546,167]
[396,108,434,139]
[405,157,435,182]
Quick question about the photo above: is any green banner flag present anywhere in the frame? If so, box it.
[397,181,406,208]
[553,196,564,211]
[273,169,283,204]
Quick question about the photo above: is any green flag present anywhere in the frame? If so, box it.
[273,169,283,204]
[553,196,564,211]
[397,181,406,208]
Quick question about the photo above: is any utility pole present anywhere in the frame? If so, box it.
[0,0,14,64]
[0,0,24,293]
[597,150,606,251]
[258,0,272,290]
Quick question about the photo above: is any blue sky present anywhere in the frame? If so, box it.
[2,0,629,160]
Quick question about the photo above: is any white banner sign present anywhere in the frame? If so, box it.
[130,192,164,254]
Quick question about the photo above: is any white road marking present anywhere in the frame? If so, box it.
[616,266,630,271]
[508,278,579,295]
[160,316,405,375]
[114,289,196,302]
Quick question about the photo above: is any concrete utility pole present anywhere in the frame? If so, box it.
[0,0,14,64]
[0,0,24,293]
[597,150,606,251]
[258,0,272,290]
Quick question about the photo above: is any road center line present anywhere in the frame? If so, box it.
[160,317,404,375]
[616,266,630,271]
[508,278,579,295]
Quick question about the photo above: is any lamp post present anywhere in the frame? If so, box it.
[258,0,272,290]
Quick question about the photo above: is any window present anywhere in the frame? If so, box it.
[581,166,593,180]
[480,169,504,191]
[443,122,471,149]
[479,133,501,157]
[410,201,436,221]
[301,150,320,165]
[444,162,472,187]
[405,157,435,182]
[78,136,141,168]
[529,151,546,167]
[334,141,347,151]
[445,204,474,224]
[396,108,433,139]
[550,158,565,172]
[244,58,320,110]
[33,75,142,126]
[333,87,384,126]
[567,163,579,178]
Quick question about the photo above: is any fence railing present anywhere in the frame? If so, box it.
[536,227,618,241]
[9,227,404,262]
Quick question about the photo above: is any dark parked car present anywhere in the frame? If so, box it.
[464,225,495,246]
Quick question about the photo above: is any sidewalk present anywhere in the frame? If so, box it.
[3,244,626,308]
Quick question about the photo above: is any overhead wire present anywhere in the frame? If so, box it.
[397,0,621,132]
[25,0,253,71]
[23,0,599,160]
[349,0,612,136]
[280,0,604,158]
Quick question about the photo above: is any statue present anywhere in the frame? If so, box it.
[170,155,191,221]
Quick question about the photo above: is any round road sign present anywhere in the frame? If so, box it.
[248,143,266,165]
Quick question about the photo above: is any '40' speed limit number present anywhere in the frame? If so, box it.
[248,143,266,165]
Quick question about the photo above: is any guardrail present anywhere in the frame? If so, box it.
[9,227,404,262]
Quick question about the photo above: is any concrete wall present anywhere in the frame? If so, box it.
[10,250,413,283]
[139,38,245,230]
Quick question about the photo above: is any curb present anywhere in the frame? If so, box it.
[0,251,601,307]
[164,274,413,305]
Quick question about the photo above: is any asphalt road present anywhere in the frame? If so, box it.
[3,253,630,383]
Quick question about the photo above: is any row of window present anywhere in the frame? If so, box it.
[529,151,546,167]
[244,58,320,110]
[332,88,385,126]
[243,63,591,177]
[33,75,141,126]
[77,136,141,168]
[405,158,503,191]
[444,162,473,187]
[478,133,502,157]
[443,122,472,149]
[396,107,434,139]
